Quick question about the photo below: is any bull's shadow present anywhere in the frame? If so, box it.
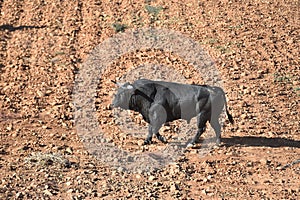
[221,136,300,148]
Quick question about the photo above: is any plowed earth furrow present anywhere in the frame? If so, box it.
[0,0,299,199]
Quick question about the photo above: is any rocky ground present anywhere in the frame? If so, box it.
[0,0,299,199]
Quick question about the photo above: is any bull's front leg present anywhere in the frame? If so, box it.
[144,104,167,145]
[144,125,167,145]
[144,126,154,145]
[155,132,167,144]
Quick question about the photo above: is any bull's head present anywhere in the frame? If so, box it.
[111,81,136,109]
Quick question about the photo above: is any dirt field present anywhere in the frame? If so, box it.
[0,0,299,199]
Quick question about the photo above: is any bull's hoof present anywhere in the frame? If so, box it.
[157,135,167,144]
[143,139,152,145]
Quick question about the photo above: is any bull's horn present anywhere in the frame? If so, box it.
[111,80,123,87]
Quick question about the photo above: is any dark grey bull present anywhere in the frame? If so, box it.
[112,79,233,147]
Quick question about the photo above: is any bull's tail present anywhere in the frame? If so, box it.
[213,86,234,124]
[226,106,234,124]
[223,92,234,124]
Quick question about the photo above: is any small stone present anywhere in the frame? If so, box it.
[292,80,298,86]
[186,143,194,148]
[170,183,179,191]
[136,174,142,179]
[86,189,93,194]
[138,140,144,146]
[16,192,24,199]
[247,162,253,167]
[117,167,125,173]
[161,126,171,132]
[100,138,107,143]
[65,181,72,186]
[287,39,293,44]
[12,132,18,137]
[45,90,52,95]
[241,114,247,119]
[65,147,73,154]
[153,181,160,187]
[260,159,270,165]
[67,189,73,193]
[43,189,53,196]
[148,175,156,181]
[241,72,247,77]
[42,125,48,129]
[243,88,250,94]
[37,90,44,97]
[6,124,13,131]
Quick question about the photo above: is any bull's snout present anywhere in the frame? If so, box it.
[111,98,120,109]
[110,99,119,109]
[111,98,117,108]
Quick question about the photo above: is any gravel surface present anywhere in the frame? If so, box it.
[0,0,299,199]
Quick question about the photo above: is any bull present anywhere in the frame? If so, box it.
[111,79,233,147]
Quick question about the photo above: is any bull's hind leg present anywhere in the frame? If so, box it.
[187,112,209,148]
[210,119,222,145]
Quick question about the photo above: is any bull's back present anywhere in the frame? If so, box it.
[134,79,206,100]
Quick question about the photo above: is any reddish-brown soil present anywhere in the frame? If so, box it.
[0,0,299,199]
